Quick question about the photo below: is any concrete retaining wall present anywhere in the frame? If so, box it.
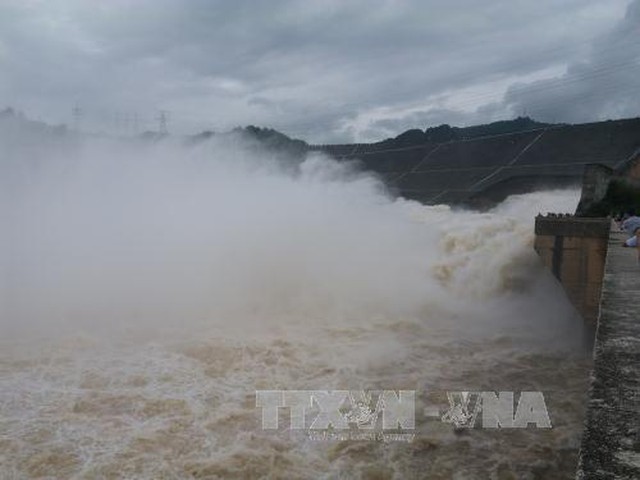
[576,229,640,479]
[534,215,610,326]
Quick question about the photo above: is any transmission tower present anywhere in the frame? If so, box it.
[157,110,169,134]
[72,104,83,131]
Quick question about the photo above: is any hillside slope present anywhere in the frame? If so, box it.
[313,117,640,206]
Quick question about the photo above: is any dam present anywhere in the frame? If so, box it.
[1,110,639,477]
[311,117,640,208]
[530,155,640,478]
[315,118,640,478]
[535,215,640,478]
[577,228,640,479]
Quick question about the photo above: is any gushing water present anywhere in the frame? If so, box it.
[0,130,588,478]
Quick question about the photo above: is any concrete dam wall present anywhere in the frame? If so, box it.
[537,217,640,478]
[533,215,610,327]
[576,228,640,479]
[313,117,640,207]
[532,161,640,477]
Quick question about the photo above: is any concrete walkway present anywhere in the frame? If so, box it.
[577,228,640,479]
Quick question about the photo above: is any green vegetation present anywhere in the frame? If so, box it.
[377,116,555,147]
[235,125,308,157]
[581,179,640,217]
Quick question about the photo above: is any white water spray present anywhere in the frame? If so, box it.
[0,128,586,478]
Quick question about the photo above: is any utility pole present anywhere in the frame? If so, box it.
[157,110,169,134]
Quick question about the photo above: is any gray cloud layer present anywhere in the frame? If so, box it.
[0,0,635,142]
[503,0,640,123]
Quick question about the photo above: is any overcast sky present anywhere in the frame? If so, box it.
[1,0,638,143]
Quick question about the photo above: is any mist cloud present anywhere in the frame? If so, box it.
[1,128,581,347]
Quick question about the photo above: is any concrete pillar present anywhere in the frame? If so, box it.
[534,215,610,326]
[575,164,613,217]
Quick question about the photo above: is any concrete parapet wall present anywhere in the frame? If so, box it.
[535,216,611,238]
[534,216,610,325]
[576,229,640,479]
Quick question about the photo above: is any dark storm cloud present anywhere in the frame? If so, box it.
[0,0,634,142]
[502,0,640,123]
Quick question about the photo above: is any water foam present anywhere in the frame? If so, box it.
[0,133,587,477]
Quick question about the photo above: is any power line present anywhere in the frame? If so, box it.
[90,49,638,141]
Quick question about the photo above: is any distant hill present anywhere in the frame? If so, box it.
[0,107,77,158]
[312,117,640,207]
[371,117,555,148]
[232,125,308,157]
[3,107,639,208]
[0,107,69,137]
[192,116,640,208]
[218,116,639,208]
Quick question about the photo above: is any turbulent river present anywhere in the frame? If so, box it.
[0,134,590,479]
